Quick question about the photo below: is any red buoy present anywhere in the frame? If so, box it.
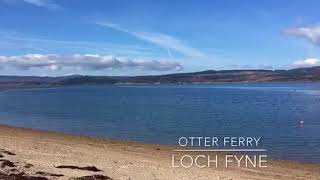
[300,120,304,128]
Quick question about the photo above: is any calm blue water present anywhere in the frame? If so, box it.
[0,83,319,163]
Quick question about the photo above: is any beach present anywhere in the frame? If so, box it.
[0,125,319,180]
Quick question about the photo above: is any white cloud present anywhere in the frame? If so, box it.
[24,0,62,10]
[285,26,320,46]
[288,58,320,69]
[96,22,206,58]
[2,0,62,10]
[0,54,182,71]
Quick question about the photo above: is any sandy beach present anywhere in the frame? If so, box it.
[0,125,319,180]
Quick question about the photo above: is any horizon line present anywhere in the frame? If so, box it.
[0,65,319,78]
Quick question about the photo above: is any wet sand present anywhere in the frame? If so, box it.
[0,125,319,180]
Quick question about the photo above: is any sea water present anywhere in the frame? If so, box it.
[0,83,319,163]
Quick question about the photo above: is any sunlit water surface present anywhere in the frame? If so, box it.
[0,83,319,163]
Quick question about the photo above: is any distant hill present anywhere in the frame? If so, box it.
[1,66,320,87]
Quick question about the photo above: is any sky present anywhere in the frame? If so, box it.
[0,0,320,76]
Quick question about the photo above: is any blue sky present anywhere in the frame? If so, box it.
[0,0,320,76]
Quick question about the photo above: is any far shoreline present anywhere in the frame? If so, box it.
[1,66,320,88]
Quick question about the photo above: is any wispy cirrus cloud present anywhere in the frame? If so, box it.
[2,0,62,10]
[24,0,62,10]
[95,22,206,58]
[285,26,320,46]
[0,31,162,57]
[0,54,182,71]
